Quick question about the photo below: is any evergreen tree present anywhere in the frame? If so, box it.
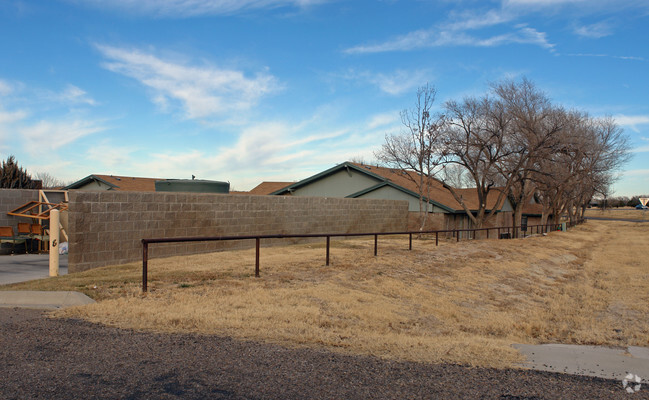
[0,155,40,189]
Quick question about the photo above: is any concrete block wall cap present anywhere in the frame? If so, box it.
[0,291,95,309]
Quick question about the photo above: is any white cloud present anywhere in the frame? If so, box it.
[345,17,554,54]
[504,0,586,5]
[565,53,644,61]
[97,44,281,119]
[0,80,13,96]
[622,168,649,176]
[614,114,649,132]
[58,85,97,106]
[20,119,107,155]
[369,70,433,96]
[574,21,612,38]
[0,109,27,124]
[340,69,433,95]
[85,141,136,169]
[74,0,329,17]
[367,112,398,130]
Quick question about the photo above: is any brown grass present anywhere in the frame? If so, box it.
[5,220,648,368]
[584,206,649,221]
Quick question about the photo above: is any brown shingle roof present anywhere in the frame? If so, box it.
[349,163,506,212]
[92,175,163,191]
[66,175,162,191]
[249,181,293,195]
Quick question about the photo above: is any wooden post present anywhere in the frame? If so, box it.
[49,209,60,277]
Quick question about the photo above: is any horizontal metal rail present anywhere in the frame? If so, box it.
[141,220,583,292]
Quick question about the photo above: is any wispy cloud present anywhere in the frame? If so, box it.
[57,85,97,106]
[367,112,399,130]
[565,53,644,61]
[0,79,13,96]
[104,110,387,189]
[622,168,649,176]
[574,21,612,38]
[614,114,649,132]
[38,84,97,106]
[344,10,554,54]
[20,119,107,155]
[0,108,27,124]
[73,0,329,17]
[504,0,587,6]
[97,45,282,120]
[85,140,136,169]
[338,69,432,95]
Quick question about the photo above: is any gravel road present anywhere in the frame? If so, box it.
[1,308,642,399]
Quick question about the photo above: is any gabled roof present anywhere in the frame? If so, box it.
[346,181,456,213]
[272,161,507,213]
[64,174,162,191]
[248,181,293,195]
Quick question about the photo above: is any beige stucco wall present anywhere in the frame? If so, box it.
[355,185,448,213]
[291,168,380,198]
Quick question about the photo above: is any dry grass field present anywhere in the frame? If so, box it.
[5,219,648,369]
[584,206,649,221]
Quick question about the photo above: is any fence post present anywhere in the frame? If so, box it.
[435,231,439,246]
[409,233,412,250]
[255,237,260,277]
[326,236,330,266]
[142,241,148,292]
[374,234,378,256]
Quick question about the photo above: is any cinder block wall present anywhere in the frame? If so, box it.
[68,191,409,272]
[0,189,40,254]
[0,189,40,228]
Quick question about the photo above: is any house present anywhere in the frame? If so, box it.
[248,181,293,195]
[269,162,515,231]
[65,175,230,193]
[64,175,162,191]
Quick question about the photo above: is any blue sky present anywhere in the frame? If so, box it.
[0,0,647,195]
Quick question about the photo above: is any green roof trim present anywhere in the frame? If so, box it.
[346,181,457,213]
[64,175,118,190]
[269,162,385,195]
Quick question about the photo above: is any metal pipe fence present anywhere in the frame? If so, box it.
[141,219,584,292]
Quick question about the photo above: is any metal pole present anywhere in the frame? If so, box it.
[409,233,412,250]
[255,237,260,277]
[142,241,148,292]
[435,231,438,246]
[374,234,378,256]
[326,236,330,266]
[49,209,60,277]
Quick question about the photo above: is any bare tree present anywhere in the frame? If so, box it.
[534,112,630,224]
[492,78,565,236]
[440,164,472,188]
[34,171,68,189]
[440,94,519,228]
[375,84,445,232]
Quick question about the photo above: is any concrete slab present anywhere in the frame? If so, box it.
[0,291,95,309]
[513,343,649,382]
[0,254,68,285]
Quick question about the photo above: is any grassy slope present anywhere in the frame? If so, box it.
[4,220,648,368]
